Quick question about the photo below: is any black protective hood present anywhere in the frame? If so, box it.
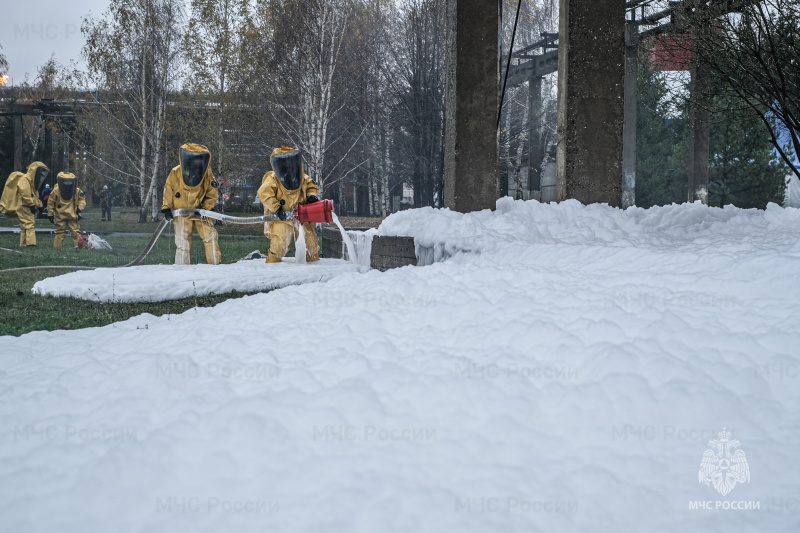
[271,150,303,191]
[57,175,77,201]
[180,147,211,187]
[35,167,50,189]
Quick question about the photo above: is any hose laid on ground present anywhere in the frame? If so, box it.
[174,208,281,225]
[0,209,283,273]
[122,216,170,268]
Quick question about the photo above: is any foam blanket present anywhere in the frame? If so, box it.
[32,258,359,303]
[2,198,799,532]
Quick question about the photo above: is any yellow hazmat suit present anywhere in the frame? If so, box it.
[257,146,320,263]
[48,172,87,248]
[0,161,47,246]
[161,143,221,265]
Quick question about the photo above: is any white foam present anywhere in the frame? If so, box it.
[295,221,307,264]
[332,212,359,265]
[4,197,800,532]
[32,259,359,302]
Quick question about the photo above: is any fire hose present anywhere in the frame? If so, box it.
[0,200,334,273]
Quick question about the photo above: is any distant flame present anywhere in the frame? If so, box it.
[0,74,9,86]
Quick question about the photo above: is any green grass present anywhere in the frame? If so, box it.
[0,231,272,269]
[0,269,259,337]
[0,206,266,235]
[0,205,357,336]
[0,230,281,337]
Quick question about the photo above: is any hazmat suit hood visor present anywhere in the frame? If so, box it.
[34,167,50,189]
[180,147,211,187]
[57,174,77,201]
[271,150,303,191]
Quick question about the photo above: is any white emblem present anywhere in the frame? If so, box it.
[699,429,750,496]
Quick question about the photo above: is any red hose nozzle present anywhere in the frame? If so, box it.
[297,199,334,223]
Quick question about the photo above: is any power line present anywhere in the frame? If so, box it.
[498,0,524,130]
[59,126,139,185]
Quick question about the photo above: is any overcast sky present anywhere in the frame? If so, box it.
[0,0,112,84]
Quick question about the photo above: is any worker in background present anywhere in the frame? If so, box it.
[257,146,320,263]
[99,185,114,221]
[39,183,53,218]
[0,161,48,247]
[48,172,87,248]
[160,143,221,265]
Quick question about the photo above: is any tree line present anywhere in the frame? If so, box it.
[635,0,797,208]
[0,0,797,220]
[1,0,451,222]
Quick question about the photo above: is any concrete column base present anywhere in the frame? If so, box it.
[556,0,625,207]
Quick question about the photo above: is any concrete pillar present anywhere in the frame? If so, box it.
[13,115,23,170]
[528,76,543,199]
[622,21,638,208]
[556,0,625,207]
[444,0,498,213]
[44,120,53,170]
[57,128,66,174]
[67,129,75,172]
[688,42,710,204]
[500,108,510,198]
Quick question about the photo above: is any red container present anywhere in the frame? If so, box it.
[297,199,333,223]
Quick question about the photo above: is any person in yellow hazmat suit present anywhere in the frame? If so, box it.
[47,172,87,248]
[0,161,48,246]
[257,146,321,263]
[160,143,221,265]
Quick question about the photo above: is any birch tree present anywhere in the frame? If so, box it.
[297,0,353,193]
[314,0,394,215]
[386,0,446,207]
[245,0,355,195]
[82,0,185,222]
[183,0,248,191]
[354,0,394,215]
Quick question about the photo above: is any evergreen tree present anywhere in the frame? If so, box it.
[708,100,787,208]
[635,65,687,207]
[635,64,787,209]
